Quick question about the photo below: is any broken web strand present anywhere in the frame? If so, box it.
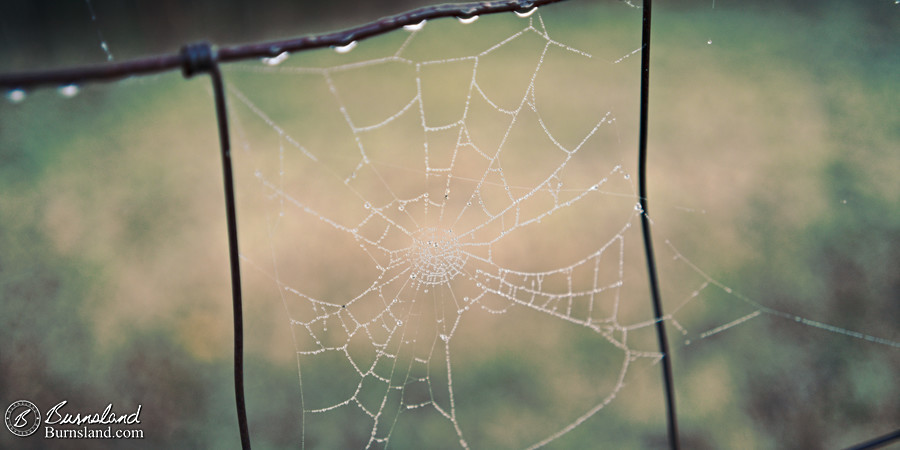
[611,223,900,352]
[617,235,900,353]
[656,241,900,349]
[226,11,657,448]
[84,0,114,61]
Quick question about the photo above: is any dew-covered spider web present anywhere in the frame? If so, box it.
[226,11,656,448]
[218,5,898,449]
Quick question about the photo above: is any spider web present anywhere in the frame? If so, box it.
[225,11,660,448]
[220,6,899,449]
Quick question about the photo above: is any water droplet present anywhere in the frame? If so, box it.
[841,199,848,204]
[100,42,113,61]
[439,334,449,342]
[6,89,26,103]
[515,7,537,18]
[397,320,403,326]
[458,15,479,24]
[423,193,429,198]
[398,204,405,211]
[335,41,357,54]
[364,202,371,209]
[707,39,713,45]
[589,185,598,191]
[262,51,289,66]
[58,84,80,98]
[403,20,426,31]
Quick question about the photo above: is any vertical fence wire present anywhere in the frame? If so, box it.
[180,42,252,450]
[636,1,680,449]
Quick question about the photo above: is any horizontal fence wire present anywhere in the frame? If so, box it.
[844,428,900,450]
[0,0,566,89]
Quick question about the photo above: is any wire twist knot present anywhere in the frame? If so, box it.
[181,42,217,78]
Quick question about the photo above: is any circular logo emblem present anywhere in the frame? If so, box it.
[5,400,41,437]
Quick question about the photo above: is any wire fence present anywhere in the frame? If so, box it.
[1,1,897,449]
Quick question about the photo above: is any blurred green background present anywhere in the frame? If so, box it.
[1,0,898,448]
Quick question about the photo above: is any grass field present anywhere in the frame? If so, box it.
[1,1,897,448]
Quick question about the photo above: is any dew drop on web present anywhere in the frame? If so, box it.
[100,42,113,61]
[334,41,357,54]
[403,20,426,31]
[58,85,80,98]
[6,89,26,104]
[262,51,289,66]
[515,7,537,18]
